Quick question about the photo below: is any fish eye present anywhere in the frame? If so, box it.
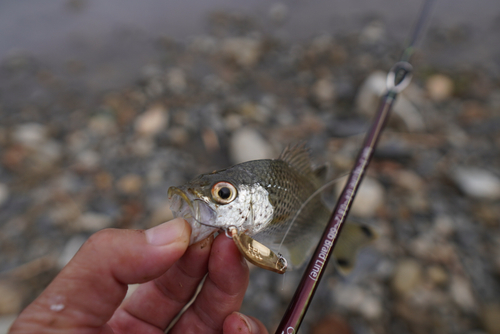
[211,182,237,204]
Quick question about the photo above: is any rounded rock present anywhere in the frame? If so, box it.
[12,123,47,148]
[451,167,500,200]
[392,259,423,296]
[336,176,385,218]
[426,74,454,102]
[73,212,113,232]
[229,128,274,164]
[482,303,500,334]
[0,281,23,315]
[221,37,261,67]
[117,174,143,195]
[0,184,9,207]
[135,105,169,137]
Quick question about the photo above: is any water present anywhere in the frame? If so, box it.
[0,0,499,90]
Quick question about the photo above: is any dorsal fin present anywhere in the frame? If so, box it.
[278,143,314,177]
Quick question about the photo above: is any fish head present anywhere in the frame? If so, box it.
[168,169,269,244]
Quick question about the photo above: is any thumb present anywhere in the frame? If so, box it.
[10,218,191,333]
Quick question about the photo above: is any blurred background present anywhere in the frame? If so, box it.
[1,0,500,333]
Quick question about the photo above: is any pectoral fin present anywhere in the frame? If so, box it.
[333,223,377,275]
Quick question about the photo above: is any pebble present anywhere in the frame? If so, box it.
[75,150,100,171]
[201,128,220,152]
[450,276,476,312]
[0,282,23,315]
[359,20,385,44]
[0,184,9,207]
[33,140,62,169]
[168,127,189,146]
[0,315,17,333]
[229,128,274,164]
[58,235,87,268]
[239,102,271,124]
[116,174,143,195]
[392,259,423,296]
[426,74,454,102]
[88,114,118,136]
[311,315,353,334]
[221,37,261,67]
[73,212,113,232]
[333,283,383,319]
[135,105,169,137]
[49,201,82,226]
[482,303,500,334]
[355,71,425,131]
[124,284,140,301]
[130,137,155,157]
[12,123,47,148]
[189,35,218,54]
[393,170,424,192]
[148,205,174,228]
[336,176,385,218]
[166,68,187,94]
[311,78,336,107]
[451,167,500,200]
[427,265,448,286]
[433,215,456,237]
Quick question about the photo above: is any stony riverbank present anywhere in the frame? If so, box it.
[1,11,499,334]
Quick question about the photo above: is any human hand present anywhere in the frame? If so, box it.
[9,218,269,334]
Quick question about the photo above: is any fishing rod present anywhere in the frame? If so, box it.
[275,0,435,332]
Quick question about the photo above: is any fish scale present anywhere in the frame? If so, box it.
[168,143,376,271]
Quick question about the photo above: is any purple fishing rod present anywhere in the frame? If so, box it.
[275,1,435,333]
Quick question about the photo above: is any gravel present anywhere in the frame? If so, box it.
[0,9,499,334]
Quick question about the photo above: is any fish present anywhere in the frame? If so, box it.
[168,143,376,274]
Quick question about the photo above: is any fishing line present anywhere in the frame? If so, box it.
[275,0,436,332]
[277,173,350,253]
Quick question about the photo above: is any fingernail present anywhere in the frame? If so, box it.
[237,312,258,334]
[146,218,190,246]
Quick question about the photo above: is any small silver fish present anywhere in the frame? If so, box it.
[168,143,375,274]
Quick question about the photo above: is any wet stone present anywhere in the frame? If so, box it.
[337,176,385,218]
[58,235,87,268]
[148,205,174,228]
[0,315,17,333]
[450,276,476,312]
[451,167,500,200]
[392,259,423,296]
[221,37,261,67]
[311,78,336,107]
[75,150,100,171]
[0,281,23,315]
[482,303,500,334]
[332,283,383,320]
[229,128,274,164]
[426,74,454,102]
[72,212,113,232]
[135,105,169,137]
[166,68,187,94]
[0,184,9,207]
[311,315,353,334]
[116,174,143,195]
[12,123,47,148]
[427,265,449,286]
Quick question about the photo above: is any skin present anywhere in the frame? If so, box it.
[9,218,269,334]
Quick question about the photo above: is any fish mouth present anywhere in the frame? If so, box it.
[168,186,218,244]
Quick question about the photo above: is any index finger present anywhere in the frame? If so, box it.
[170,233,250,333]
